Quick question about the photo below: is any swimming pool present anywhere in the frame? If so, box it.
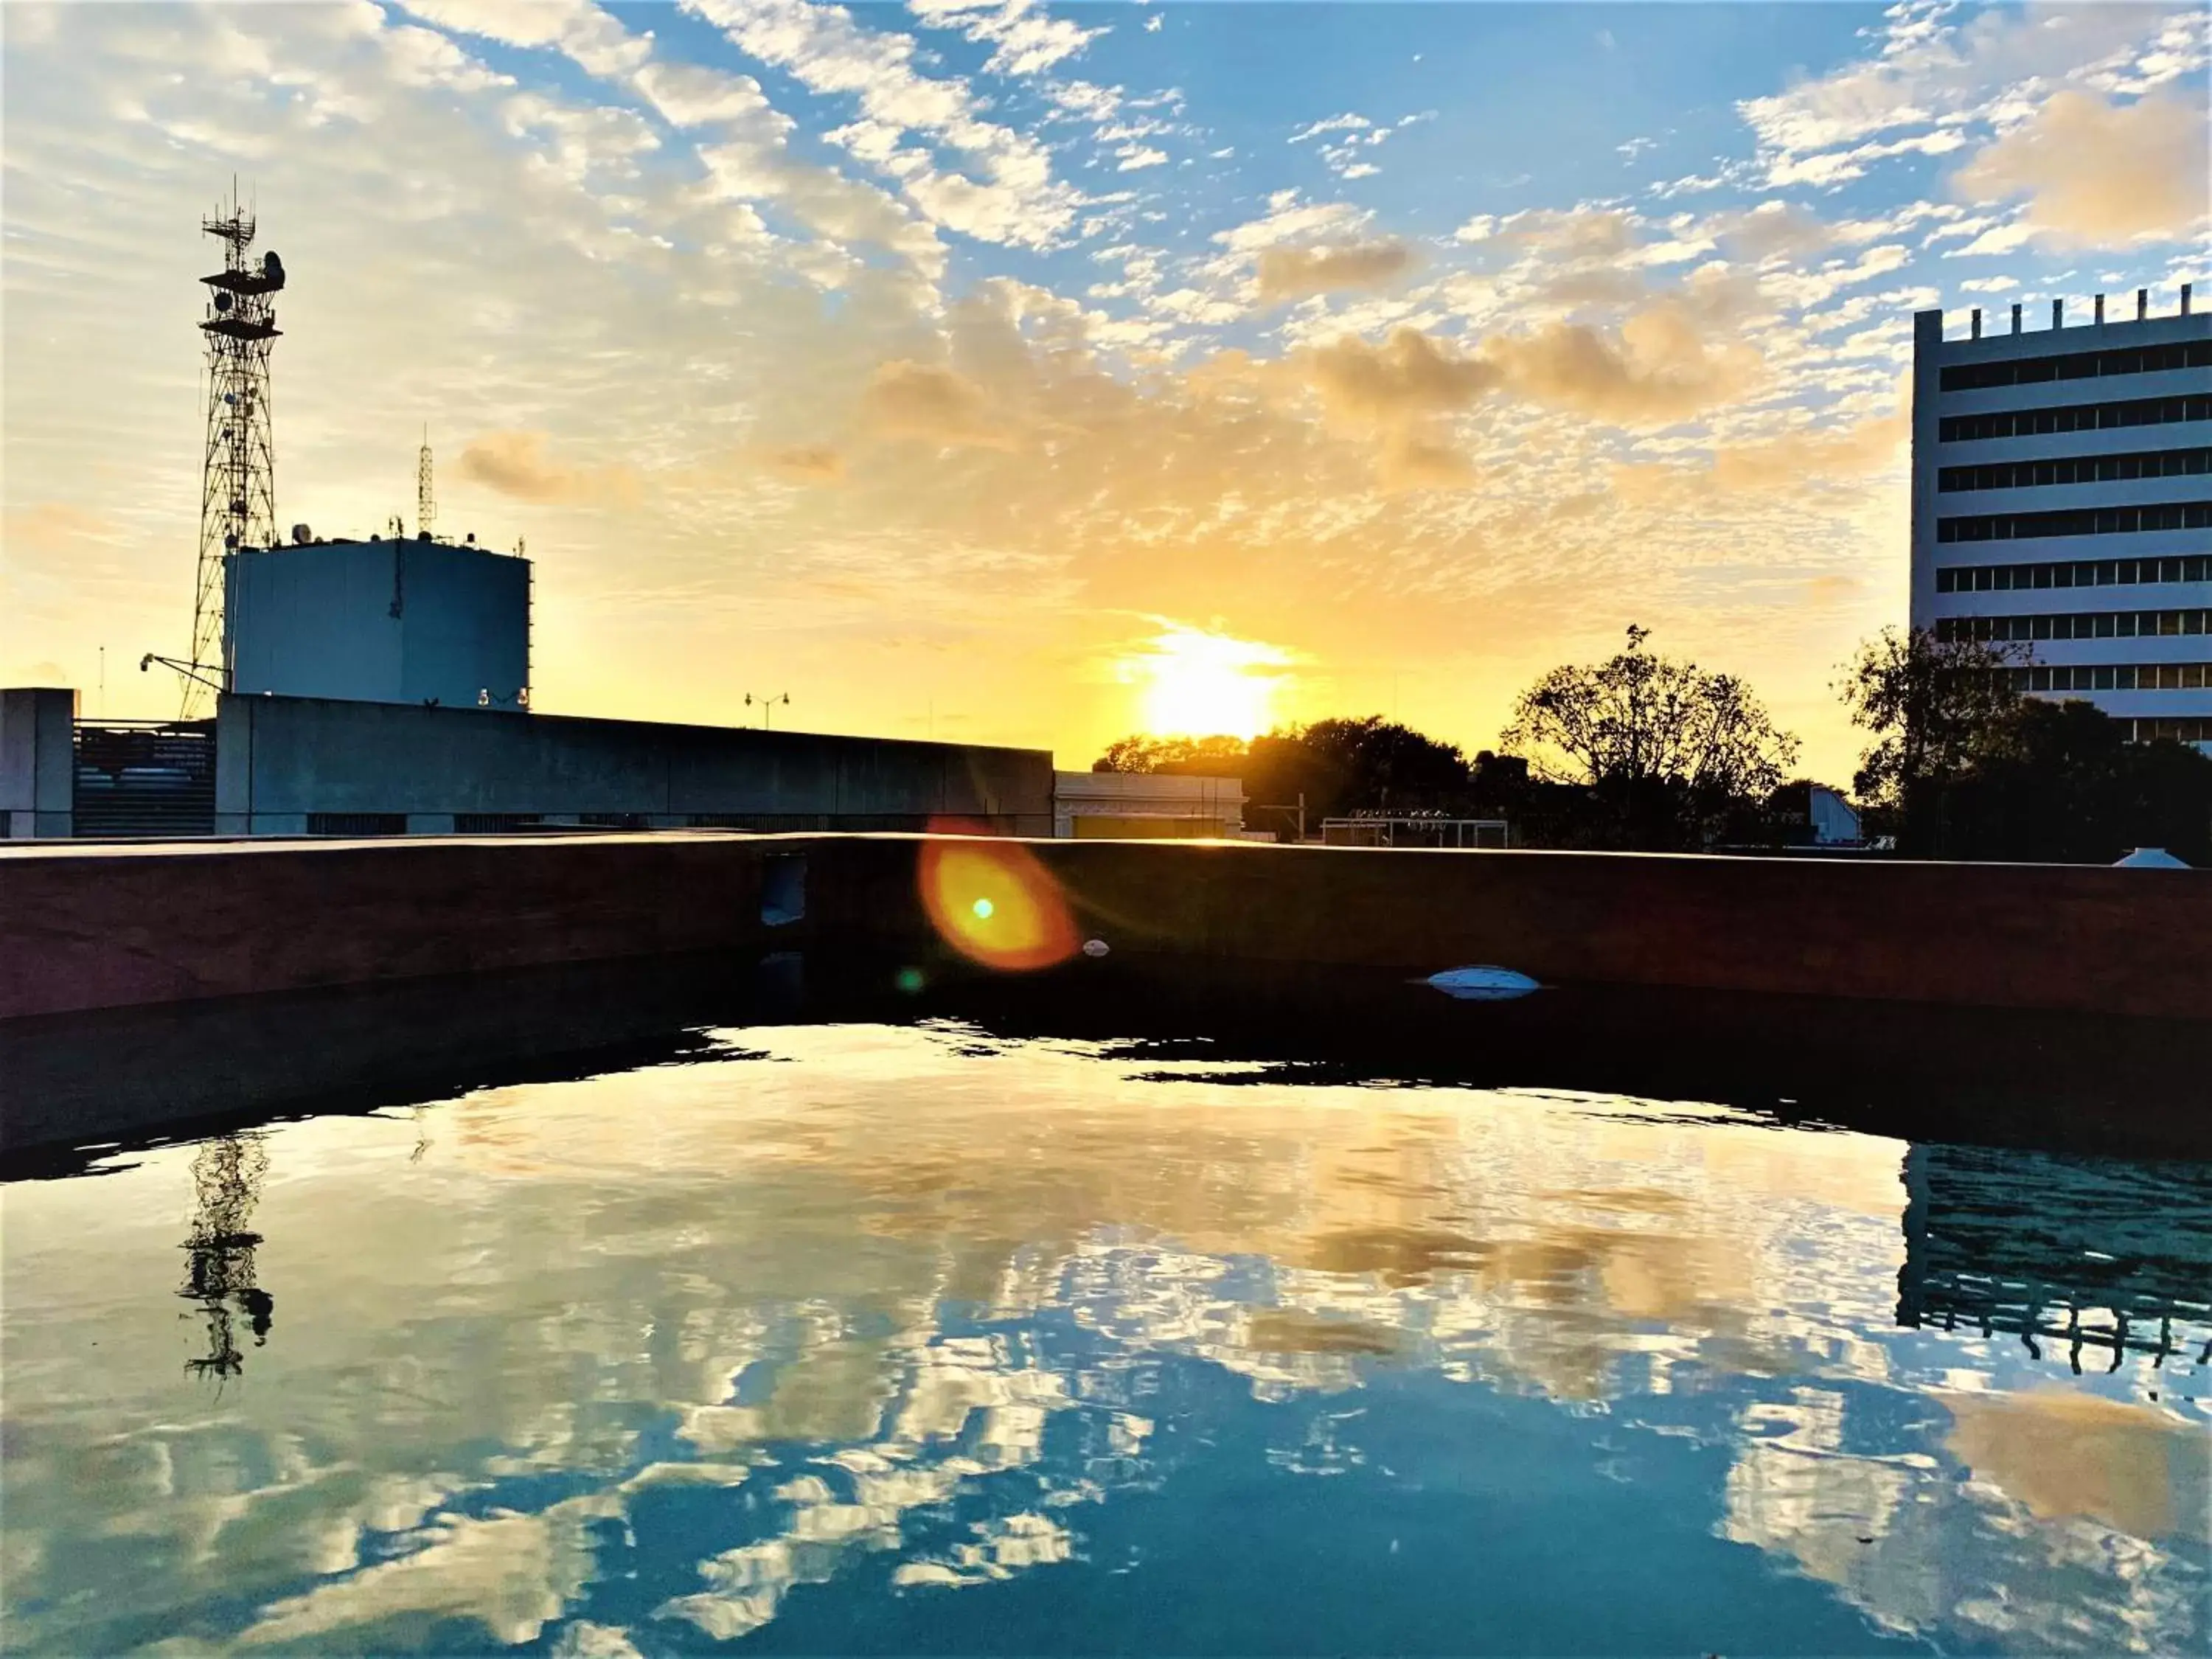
[2,1009,2206,1654]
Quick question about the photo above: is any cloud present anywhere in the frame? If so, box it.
[860,361,1014,449]
[906,0,1107,79]
[1375,431,1478,493]
[1298,328,1500,427]
[1485,291,1764,428]
[399,0,647,80]
[1215,190,1367,256]
[1255,240,1416,303]
[4,502,115,549]
[686,0,1083,250]
[1461,207,1638,260]
[1714,201,1834,260]
[460,433,640,504]
[1738,3,2168,158]
[758,444,846,483]
[1709,410,1905,491]
[1952,89,2211,247]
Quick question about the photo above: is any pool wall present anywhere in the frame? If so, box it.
[1,833,2206,1023]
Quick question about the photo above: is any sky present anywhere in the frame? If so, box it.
[3,1,2207,780]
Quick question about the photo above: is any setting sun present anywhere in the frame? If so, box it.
[1124,625,1294,740]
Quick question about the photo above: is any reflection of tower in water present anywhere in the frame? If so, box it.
[178,1134,274,1379]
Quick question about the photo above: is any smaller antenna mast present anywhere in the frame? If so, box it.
[417,427,435,539]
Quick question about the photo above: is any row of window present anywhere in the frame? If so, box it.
[1935,611,2211,644]
[1938,338,2212,392]
[2011,663,2211,692]
[1937,448,2212,493]
[1935,556,2210,591]
[2124,717,2212,744]
[1939,394,2212,442]
[1936,502,2212,543]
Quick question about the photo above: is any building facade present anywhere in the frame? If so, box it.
[1051,769,1246,839]
[1910,291,2211,751]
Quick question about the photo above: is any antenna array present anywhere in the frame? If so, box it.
[187,185,285,717]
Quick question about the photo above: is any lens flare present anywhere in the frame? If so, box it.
[919,834,1079,973]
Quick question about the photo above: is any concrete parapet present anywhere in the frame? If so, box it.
[1,833,2207,1026]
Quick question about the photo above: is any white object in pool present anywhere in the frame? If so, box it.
[1082,938,1111,958]
[1426,965,1541,1001]
[2114,846,2190,868]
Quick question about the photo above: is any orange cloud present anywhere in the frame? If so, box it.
[1255,240,1417,303]
[4,502,114,549]
[759,443,846,483]
[1301,327,1500,427]
[1952,90,2211,247]
[460,432,639,505]
[1487,294,1764,427]
[1376,431,1478,493]
[860,361,1014,450]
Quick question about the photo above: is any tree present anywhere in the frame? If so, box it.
[1837,627,2211,862]
[1837,627,2025,838]
[1091,717,1474,829]
[1497,625,1801,849]
[1093,734,1249,775]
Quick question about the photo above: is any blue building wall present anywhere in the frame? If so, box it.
[226,538,529,710]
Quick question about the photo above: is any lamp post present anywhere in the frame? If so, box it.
[745,692,791,730]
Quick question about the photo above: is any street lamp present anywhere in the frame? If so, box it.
[745,692,791,730]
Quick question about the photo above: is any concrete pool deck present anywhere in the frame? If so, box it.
[1,831,2206,1024]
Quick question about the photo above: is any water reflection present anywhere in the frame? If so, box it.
[1,1027,2205,1655]
[178,1134,275,1380]
[1899,1142,2212,1373]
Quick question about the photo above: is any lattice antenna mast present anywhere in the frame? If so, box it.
[187,187,285,717]
[417,428,436,538]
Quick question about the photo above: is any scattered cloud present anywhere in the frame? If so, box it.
[860,361,1015,450]
[758,443,847,483]
[1298,328,1500,428]
[1485,291,1764,428]
[1952,89,2211,247]
[460,434,641,505]
[1255,240,1416,303]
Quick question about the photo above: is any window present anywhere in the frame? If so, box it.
[1937,448,2212,493]
[1939,394,2212,442]
[1933,611,2211,644]
[1935,502,2212,542]
[1935,554,2211,591]
[1939,338,2212,392]
[2005,663,2208,693]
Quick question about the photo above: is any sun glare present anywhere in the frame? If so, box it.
[1127,625,1293,740]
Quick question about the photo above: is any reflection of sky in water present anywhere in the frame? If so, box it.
[2,1025,2205,1655]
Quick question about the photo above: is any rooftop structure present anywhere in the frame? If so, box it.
[1910,285,2211,752]
[225,531,532,712]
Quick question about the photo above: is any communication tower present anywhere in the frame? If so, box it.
[417,428,436,539]
[186,188,285,716]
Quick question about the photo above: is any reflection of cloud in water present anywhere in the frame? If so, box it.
[2,1026,2205,1654]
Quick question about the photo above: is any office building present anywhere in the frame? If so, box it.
[1910,288,2211,751]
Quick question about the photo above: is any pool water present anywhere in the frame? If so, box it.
[2,1019,2206,1655]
